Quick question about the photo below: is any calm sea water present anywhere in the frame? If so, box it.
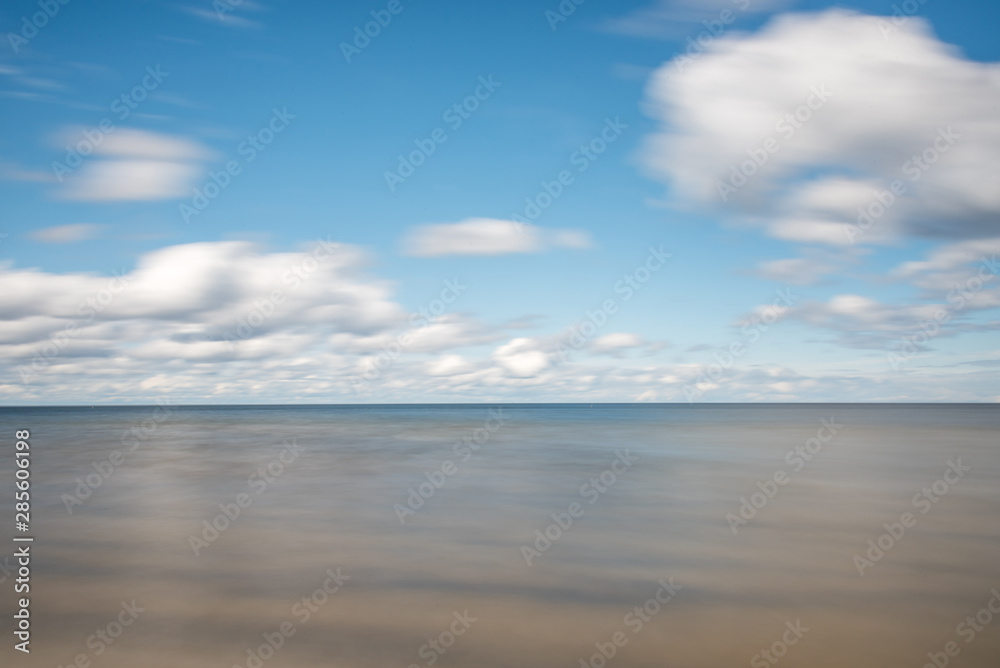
[1,404,998,668]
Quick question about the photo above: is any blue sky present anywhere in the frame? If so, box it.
[1,0,998,403]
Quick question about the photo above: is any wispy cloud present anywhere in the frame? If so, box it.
[402,218,592,257]
[603,0,792,38]
[180,1,266,29]
[28,224,104,244]
[0,161,57,183]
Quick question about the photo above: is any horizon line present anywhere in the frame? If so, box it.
[2,402,997,408]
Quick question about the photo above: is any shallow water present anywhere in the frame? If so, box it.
[1,404,998,668]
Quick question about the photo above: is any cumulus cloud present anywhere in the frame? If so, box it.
[342,355,997,403]
[402,218,592,257]
[492,337,552,378]
[3,238,996,403]
[0,241,405,374]
[4,243,998,402]
[1,240,580,401]
[56,129,212,201]
[641,10,1000,363]
[642,9,1000,244]
[333,314,501,357]
[425,354,475,377]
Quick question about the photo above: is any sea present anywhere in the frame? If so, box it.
[1,404,998,668]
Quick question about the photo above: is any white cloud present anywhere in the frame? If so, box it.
[3,238,997,403]
[894,238,1000,285]
[333,315,500,356]
[95,129,212,160]
[492,338,552,378]
[739,239,1000,353]
[28,224,104,244]
[402,218,592,257]
[425,354,475,377]
[401,316,500,353]
[57,129,212,201]
[63,160,203,201]
[639,11,1000,364]
[0,240,404,360]
[780,292,997,350]
[642,9,1000,244]
[589,332,646,356]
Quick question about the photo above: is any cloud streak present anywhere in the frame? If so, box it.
[27,224,104,244]
[402,218,592,257]
[55,129,213,201]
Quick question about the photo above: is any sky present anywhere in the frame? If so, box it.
[1,0,998,404]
